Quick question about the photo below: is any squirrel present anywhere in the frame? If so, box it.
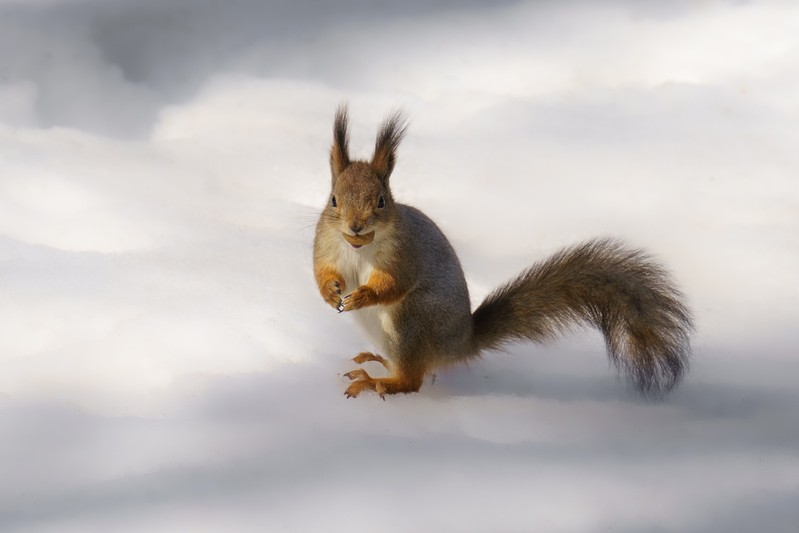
[313,105,693,399]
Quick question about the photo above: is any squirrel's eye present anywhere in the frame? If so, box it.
[377,195,385,209]
[331,196,337,208]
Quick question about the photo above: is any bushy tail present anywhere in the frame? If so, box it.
[472,239,693,397]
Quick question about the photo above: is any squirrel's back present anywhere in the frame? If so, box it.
[390,204,474,360]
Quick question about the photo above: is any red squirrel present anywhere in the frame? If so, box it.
[314,106,693,399]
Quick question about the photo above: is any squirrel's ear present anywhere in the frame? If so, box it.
[330,104,350,181]
[371,109,408,182]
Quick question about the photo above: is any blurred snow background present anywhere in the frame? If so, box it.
[1,0,798,531]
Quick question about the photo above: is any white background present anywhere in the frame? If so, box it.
[1,0,798,531]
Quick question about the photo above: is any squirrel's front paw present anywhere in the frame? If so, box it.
[322,279,344,310]
[340,286,376,312]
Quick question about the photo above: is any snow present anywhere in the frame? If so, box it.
[1,1,798,531]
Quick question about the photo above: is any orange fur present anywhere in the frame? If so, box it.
[344,366,424,399]
[340,269,405,312]
[352,352,390,369]
[314,263,344,309]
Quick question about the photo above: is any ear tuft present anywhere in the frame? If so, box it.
[371,108,408,181]
[330,104,350,179]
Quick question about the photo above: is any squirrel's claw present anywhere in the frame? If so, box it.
[375,381,387,400]
[319,278,344,310]
[338,294,351,312]
[344,381,365,398]
[343,368,376,398]
[339,287,374,312]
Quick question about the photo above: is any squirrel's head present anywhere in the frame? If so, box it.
[325,105,408,249]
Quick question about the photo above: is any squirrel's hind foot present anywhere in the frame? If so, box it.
[352,352,390,370]
[343,366,423,399]
[344,369,386,399]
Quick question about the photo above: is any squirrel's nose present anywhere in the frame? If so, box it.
[349,223,364,235]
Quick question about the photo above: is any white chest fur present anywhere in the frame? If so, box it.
[336,239,375,288]
[336,241,397,354]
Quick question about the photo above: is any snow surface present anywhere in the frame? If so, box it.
[1,1,798,531]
